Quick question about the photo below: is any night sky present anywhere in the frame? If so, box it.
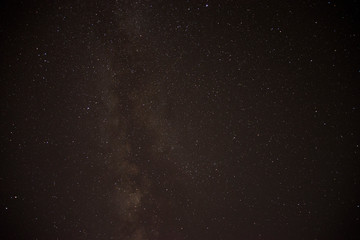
[1,0,360,239]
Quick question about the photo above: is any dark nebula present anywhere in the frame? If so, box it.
[1,0,360,239]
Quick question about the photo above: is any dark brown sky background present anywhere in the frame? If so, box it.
[1,0,360,239]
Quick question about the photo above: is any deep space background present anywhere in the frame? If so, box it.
[1,0,360,239]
